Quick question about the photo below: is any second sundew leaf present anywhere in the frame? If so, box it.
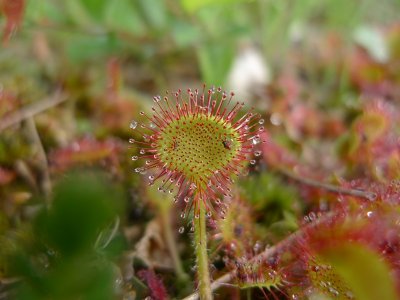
[319,243,398,300]
[216,196,257,257]
[232,257,285,295]
[308,256,354,300]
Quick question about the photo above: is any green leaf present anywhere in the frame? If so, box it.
[181,0,252,13]
[65,34,120,63]
[105,0,146,36]
[320,243,398,300]
[25,0,66,25]
[171,20,201,48]
[79,0,108,22]
[35,171,123,256]
[136,0,167,31]
[197,43,234,86]
[65,0,99,29]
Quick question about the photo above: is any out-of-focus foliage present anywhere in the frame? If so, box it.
[4,172,125,300]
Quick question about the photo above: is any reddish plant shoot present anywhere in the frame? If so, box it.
[137,269,169,300]
[1,0,25,44]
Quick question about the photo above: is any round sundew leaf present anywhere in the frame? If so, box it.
[156,113,241,190]
[130,87,261,211]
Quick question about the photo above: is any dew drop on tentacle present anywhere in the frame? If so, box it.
[367,192,377,201]
[253,241,262,253]
[178,226,185,234]
[252,135,261,145]
[131,156,138,161]
[130,120,138,129]
[143,135,151,142]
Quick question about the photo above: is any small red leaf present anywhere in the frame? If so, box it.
[49,137,121,172]
[138,269,168,300]
[0,166,16,185]
[1,0,25,44]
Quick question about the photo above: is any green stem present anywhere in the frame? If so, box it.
[194,200,213,300]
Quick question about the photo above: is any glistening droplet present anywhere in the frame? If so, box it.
[252,135,260,145]
[130,120,138,129]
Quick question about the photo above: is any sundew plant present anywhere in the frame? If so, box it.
[130,86,264,299]
[1,1,400,300]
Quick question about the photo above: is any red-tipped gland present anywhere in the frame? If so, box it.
[129,86,264,216]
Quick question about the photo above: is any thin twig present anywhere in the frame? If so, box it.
[14,159,38,192]
[278,168,376,201]
[25,117,52,202]
[0,91,67,132]
[161,211,189,282]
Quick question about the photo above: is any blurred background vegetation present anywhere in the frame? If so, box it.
[1,0,400,299]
